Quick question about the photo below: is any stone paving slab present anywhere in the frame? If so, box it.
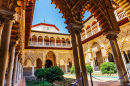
[64,74,120,86]
[17,77,26,86]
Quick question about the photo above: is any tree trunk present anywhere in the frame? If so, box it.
[52,82,53,86]
[43,78,44,86]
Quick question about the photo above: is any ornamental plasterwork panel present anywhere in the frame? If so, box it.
[83,43,88,52]
[24,53,43,64]
[58,53,73,62]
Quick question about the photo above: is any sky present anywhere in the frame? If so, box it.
[32,0,91,34]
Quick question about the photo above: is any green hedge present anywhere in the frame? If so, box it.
[86,65,93,74]
[70,65,93,74]
[70,66,75,74]
[100,62,117,74]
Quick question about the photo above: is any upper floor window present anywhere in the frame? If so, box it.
[47,27,49,30]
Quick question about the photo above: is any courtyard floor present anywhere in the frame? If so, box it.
[18,74,122,86]
[64,74,120,86]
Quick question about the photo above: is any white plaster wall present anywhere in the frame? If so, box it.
[31,25,59,33]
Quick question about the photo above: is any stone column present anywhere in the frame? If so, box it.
[6,44,16,86]
[0,22,4,46]
[21,66,23,77]
[106,34,129,86]
[65,63,68,73]
[16,61,19,82]
[76,30,89,86]
[0,17,13,86]
[57,63,60,67]
[19,63,21,79]
[66,25,82,86]
[32,66,34,76]
[12,55,18,86]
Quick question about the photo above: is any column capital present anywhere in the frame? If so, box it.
[106,32,118,40]
[66,23,83,34]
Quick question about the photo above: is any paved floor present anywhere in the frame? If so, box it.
[19,74,120,86]
[17,77,26,86]
[64,74,120,86]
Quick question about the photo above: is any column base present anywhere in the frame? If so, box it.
[119,83,129,86]
[6,84,11,86]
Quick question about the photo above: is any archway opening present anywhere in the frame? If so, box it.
[45,60,52,68]
[46,51,56,67]
[23,59,32,76]
[36,58,42,69]
[50,37,55,46]
[44,36,49,46]
[92,42,103,70]
[67,58,72,72]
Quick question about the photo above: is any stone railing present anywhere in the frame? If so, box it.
[81,25,100,41]
[29,41,72,48]
[116,11,127,21]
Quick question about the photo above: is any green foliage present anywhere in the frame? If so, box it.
[34,68,43,79]
[70,65,93,74]
[100,62,117,74]
[34,66,64,85]
[26,81,58,86]
[45,66,64,83]
[70,66,75,74]
[86,65,93,74]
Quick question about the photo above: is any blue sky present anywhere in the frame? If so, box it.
[32,0,91,34]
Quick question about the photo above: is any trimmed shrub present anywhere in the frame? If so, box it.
[86,65,93,74]
[34,68,43,78]
[70,66,75,74]
[70,65,93,74]
[100,62,117,74]
[45,66,64,86]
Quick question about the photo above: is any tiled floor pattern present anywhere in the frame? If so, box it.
[17,77,26,86]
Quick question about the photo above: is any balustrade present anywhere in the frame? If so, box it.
[116,11,127,21]
[81,25,100,41]
[29,41,72,48]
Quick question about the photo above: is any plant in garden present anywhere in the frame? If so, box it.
[100,62,117,74]
[34,68,46,85]
[45,66,64,86]
[86,65,93,74]
[70,66,75,74]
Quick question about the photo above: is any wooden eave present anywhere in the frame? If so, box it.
[25,1,35,49]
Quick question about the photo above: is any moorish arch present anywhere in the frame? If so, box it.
[44,36,49,46]
[107,47,114,63]
[59,58,66,72]
[38,36,43,42]
[50,37,55,46]
[36,58,42,69]
[91,21,97,26]
[32,35,37,42]
[45,51,56,68]
[66,38,70,46]
[121,41,130,64]
[56,37,61,46]
[23,58,33,76]
[91,42,103,70]
[67,58,72,72]
[86,25,90,30]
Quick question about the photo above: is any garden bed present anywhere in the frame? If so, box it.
[26,81,61,86]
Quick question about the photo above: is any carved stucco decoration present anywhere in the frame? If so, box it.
[58,53,73,63]
[24,52,43,64]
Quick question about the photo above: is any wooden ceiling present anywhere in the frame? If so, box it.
[25,1,35,49]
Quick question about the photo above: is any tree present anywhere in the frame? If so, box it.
[34,68,46,85]
[100,62,117,74]
[45,66,64,86]
[70,66,75,74]
[86,65,93,74]
[70,65,93,74]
